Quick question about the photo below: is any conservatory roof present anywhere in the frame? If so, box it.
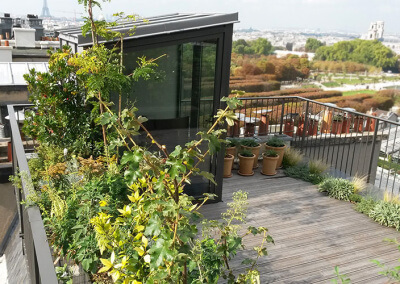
[0,62,49,86]
[58,12,239,47]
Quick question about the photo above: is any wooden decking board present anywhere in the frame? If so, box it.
[201,175,400,283]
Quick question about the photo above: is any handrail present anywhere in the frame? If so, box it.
[238,96,400,126]
[7,105,58,283]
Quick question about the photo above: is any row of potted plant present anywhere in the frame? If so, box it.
[224,136,287,177]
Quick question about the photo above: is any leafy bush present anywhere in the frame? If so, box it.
[355,197,377,214]
[266,136,285,147]
[226,138,239,148]
[349,193,363,203]
[318,177,355,201]
[240,138,260,147]
[284,165,325,184]
[282,147,303,168]
[369,201,400,230]
[229,81,281,93]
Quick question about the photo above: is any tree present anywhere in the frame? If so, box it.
[305,38,324,52]
[252,38,273,56]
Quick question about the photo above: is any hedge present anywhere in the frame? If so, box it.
[238,88,321,98]
[229,81,281,93]
[299,91,342,100]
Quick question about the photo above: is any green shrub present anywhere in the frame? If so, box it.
[240,138,260,147]
[264,149,278,157]
[266,136,285,148]
[349,193,363,203]
[369,201,400,231]
[318,177,355,201]
[226,138,239,148]
[282,148,303,168]
[240,149,254,157]
[284,165,325,184]
[308,159,329,175]
[355,197,377,214]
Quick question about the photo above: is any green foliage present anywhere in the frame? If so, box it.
[264,149,278,157]
[322,81,341,88]
[284,165,325,184]
[318,177,355,201]
[240,149,254,157]
[305,38,324,52]
[308,159,329,175]
[333,115,344,122]
[232,38,274,56]
[266,136,285,148]
[314,39,398,70]
[369,201,400,231]
[355,197,377,215]
[331,266,351,284]
[372,238,400,281]
[240,138,260,147]
[226,138,240,148]
[282,148,303,168]
[348,194,363,203]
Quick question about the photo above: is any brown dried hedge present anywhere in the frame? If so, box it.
[229,81,281,93]
[238,88,322,98]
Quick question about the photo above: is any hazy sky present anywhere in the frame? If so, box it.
[2,0,400,34]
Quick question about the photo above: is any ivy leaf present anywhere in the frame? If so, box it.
[99,112,117,125]
[148,238,174,269]
[197,171,216,185]
[144,215,162,237]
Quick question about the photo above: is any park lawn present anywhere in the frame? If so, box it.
[343,89,377,96]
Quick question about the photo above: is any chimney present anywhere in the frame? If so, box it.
[14,28,35,48]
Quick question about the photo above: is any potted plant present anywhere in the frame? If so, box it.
[223,153,234,178]
[240,138,261,169]
[261,149,279,176]
[307,118,319,136]
[265,136,286,169]
[225,138,238,157]
[341,114,351,134]
[331,114,343,135]
[238,149,255,176]
[353,115,364,133]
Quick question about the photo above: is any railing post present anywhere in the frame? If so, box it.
[367,117,380,184]
[301,100,310,150]
[279,100,285,135]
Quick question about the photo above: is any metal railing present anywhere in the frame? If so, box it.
[7,104,58,283]
[228,96,400,194]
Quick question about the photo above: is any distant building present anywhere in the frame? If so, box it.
[366,21,384,40]
[0,14,13,39]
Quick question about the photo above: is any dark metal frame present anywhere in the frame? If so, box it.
[7,104,58,283]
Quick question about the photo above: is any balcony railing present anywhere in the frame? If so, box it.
[229,96,400,194]
[7,104,58,283]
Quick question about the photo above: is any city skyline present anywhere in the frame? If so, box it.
[1,0,400,34]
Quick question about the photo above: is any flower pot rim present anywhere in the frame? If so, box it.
[224,154,234,159]
[262,153,279,158]
[241,143,261,148]
[265,143,286,149]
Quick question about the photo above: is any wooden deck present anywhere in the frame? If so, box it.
[201,171,400,283]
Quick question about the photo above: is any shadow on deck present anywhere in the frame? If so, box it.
[201,171,400,283]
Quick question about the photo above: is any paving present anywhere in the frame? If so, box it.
[201,169,400,283]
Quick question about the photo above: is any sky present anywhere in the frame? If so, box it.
[2,0,400,34]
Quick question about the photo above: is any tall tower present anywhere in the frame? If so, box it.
[41,0,51,18]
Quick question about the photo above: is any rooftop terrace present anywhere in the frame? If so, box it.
[201,172,400,283]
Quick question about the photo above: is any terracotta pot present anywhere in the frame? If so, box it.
[341,118,350,134]
[258,114,269,136]
[261,154,279,176]
[223,154,234,178]
[228,120,240,137]
[238,153,255,176]
[244,122,255,137]
[225,146,236,157]
[308,119,318,136]
[242,144,261,169]
[354,117,364,132]
[283,119,294,137]
[365,113,377,132]
[322,109,333,133]
[296,118,305,136]
[331,120,343,135]
[265,144,286,169]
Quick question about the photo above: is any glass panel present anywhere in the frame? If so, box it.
[123,39,217,197]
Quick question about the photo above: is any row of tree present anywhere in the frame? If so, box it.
[232,38,274,56]
[314,39,398,70]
